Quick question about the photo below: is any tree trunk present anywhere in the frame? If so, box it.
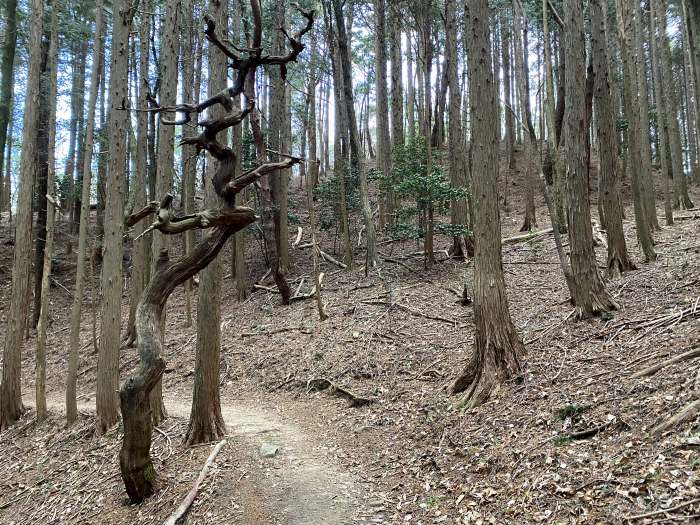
[416,1,435,267]
[120,0,308,500]
[451,0,525,408]
[655,0,694,210]
[328,27,354,269]
[566,0,618,319]
[332,0,377,269]
[513,0,537,232]
[97,0,131,434]
[446,0,470,258]
[0,0,44,430]
[591,0,636,278]
[149,0,181,426]
[32,6,53,330]
[126,1,154,344]
[650,0,675,226]
[406,30,416,137]
[0,0,18,215]
[262,0,292,302]
[35,2,59,423]
[65,0,105,424]
[633,3,660,230]
[502,8,515,174]
[389,3,404,150]
[230,0,248,302]
[375,0,392,229]
[616,0,657,262]
[184,0,228,447]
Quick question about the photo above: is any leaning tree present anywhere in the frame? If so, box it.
[118,0,313,503]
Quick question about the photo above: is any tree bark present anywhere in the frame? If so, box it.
[633,3,660,230]
[616,0,657,262]
[35,1,59,423]
[375,0,392,229]
[332,0,378,269]
[184,0,228,447]
[650,0,675,226]
[66,0,105,425]
[591,0,636,279]
[0,0,44,430]
[513,0,537,232]
[97,0,131,434]
[149,0,181,426]
[389,2,404,151]
[446,0,470,258]
[654,0,694,210]
[451,0,525,408]
[0,0,18,215]
[126,1,153,344]
[565,0,618,319]
[327,23,354,269]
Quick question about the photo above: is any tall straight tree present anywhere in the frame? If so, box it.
[451,0,525,407]
[184,0,228,446]
[616,0,656,262]
[565,0,618,318]
[0,0,18,214]
[332,0,378,269]
[126,0,153,344]
[36,1,59,422]
[97,0,132,434]
[149,0,181,425]
[633,3,659,230]
[446,0,470,258]
[502,7,515,174]
[513,0,537,231]
[650,0,675,225]
[230,0,248,301]
[0,0,44,430]
[375,0,392,228]
[66,0,105,424]
[325,6,354,269]
[654,0,694,210]
[591,0,635,278]
[265,0,292,301]
[388,1,404,151]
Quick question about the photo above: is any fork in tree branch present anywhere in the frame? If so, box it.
[118,3,312,505]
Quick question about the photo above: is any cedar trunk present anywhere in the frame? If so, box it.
[451,0,525,408]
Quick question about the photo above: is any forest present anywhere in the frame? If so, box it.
[0,0,698,522]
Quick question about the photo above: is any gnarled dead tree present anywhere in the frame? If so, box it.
[119,2,313,503]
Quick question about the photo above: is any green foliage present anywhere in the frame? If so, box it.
[313,166,361,231]
[381,136,469,241]
[556,403,588,421]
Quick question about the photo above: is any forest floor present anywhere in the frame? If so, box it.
[0,165,699,524]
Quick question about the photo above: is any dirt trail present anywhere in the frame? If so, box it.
[24,392,379,525]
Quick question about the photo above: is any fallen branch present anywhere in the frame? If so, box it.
[624,497,700,521]
[653,399,700,435]
[361,300,460,325]
[307,378,375,407]
[502,228,554,245]
[163,440,226,525]
[565,418,627,440]
[318,247,347,269]
[631,347,700,379]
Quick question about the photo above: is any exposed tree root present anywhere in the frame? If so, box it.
[653,399,700,435]
[307,378,375,407]
[632,348,700,379]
